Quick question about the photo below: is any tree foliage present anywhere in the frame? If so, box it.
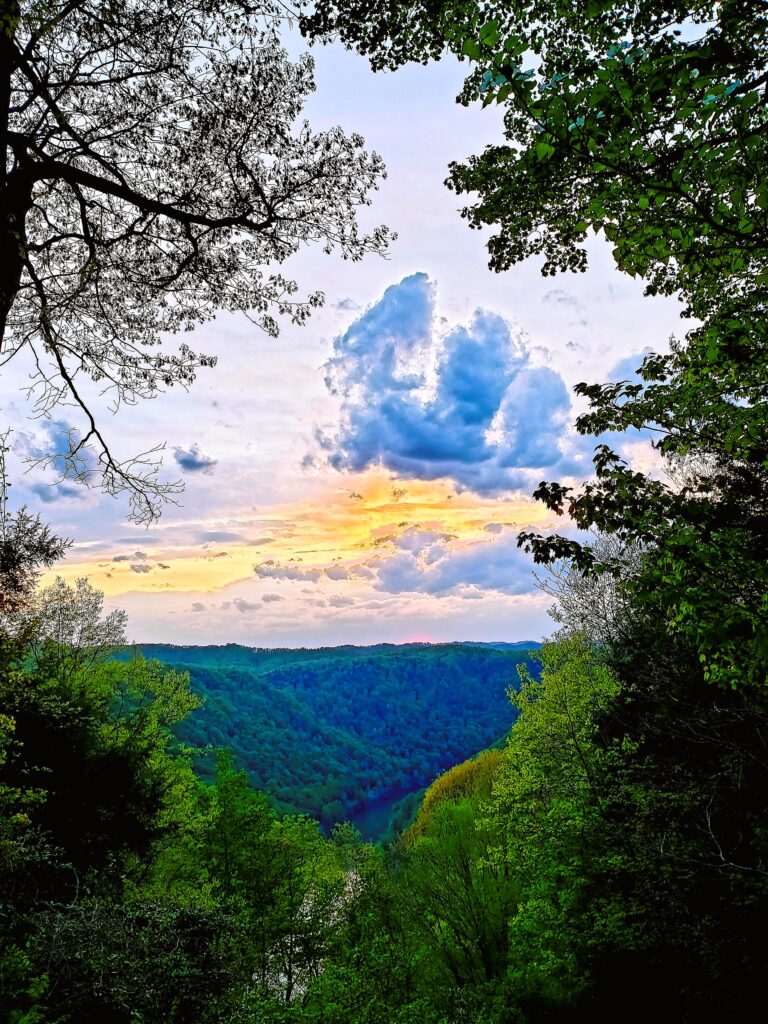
[3,530,768,1021]
[303,0,768,687]
[1,0,390,520]
[4,2,768,1017]
[0,434,68,616]
[142,642,533,833]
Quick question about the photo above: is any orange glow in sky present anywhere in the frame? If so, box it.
[46,468,552,598]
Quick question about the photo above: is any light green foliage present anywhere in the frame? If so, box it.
[499,639,620,828]
[490,637,622,1003]
[30,576,127,678]
[405,747,501,840]
[192,752,349,1010]
[401,797,516,991]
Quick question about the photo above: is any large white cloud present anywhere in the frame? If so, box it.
[373,528,538,596]
[318,273,594,495]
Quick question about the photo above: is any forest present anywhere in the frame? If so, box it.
[2,0,768,1022]
[131,642,538,834]
[5,552,768,1022]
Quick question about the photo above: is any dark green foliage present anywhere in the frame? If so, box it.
[1,656,196,880]
[584,611,768,1016]
[488,630,768,1021]
[0,506,68,613]
[0,571,203,1023]
[28,900,233,1024]
[134,642,537,833]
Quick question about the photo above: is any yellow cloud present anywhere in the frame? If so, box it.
[45,469,550,597]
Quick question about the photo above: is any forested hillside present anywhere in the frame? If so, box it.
[3,0,768,1021]
[133,643,537,833]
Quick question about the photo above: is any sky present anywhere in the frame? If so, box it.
[1,34,686,647]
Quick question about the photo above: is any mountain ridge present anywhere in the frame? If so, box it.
[128,641,540,838]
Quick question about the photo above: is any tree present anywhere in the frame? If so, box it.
[2,0,391,521]
[303,0,768,687]
[487,638,622,1011]
[399,757,516,999]
[30,575,127,678]
[485,609,768,1018]
[534,532,647,650]
[1,607,200,879]
[0,432,67,616]
[0,558,208,1022]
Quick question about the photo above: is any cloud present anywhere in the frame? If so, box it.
[17,420,100,483]
[255,560,323,583]
[198,530,243,543]
[543,288,580,308]
[371,529,539,597]
[324,272,435,398]
[607,348,654,385]
[191,601,207,612]
[324,565,353,581]
[253,558,375,584]
[395,527,455,552]
[261,593,284,603]
[252,523,548,599]
[483,522,514,534]
[173,443,217,475]
[114,549,147,565]
[112,535,163,546]
[29,481,83,504]
[317,274,594,495]
[130,563,152,574]
[232,597,259,613]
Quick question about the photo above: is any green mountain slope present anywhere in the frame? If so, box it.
[135,642,539,833]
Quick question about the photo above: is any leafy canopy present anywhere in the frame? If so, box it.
[2,0,390,521]
[303,0,768,686]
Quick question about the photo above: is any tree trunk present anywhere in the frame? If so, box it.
[0,0,27,350]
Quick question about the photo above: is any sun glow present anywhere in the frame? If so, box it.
[45,469,551,598]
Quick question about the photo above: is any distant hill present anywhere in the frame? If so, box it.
[447,640,542,651]
[133,642,540,837]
